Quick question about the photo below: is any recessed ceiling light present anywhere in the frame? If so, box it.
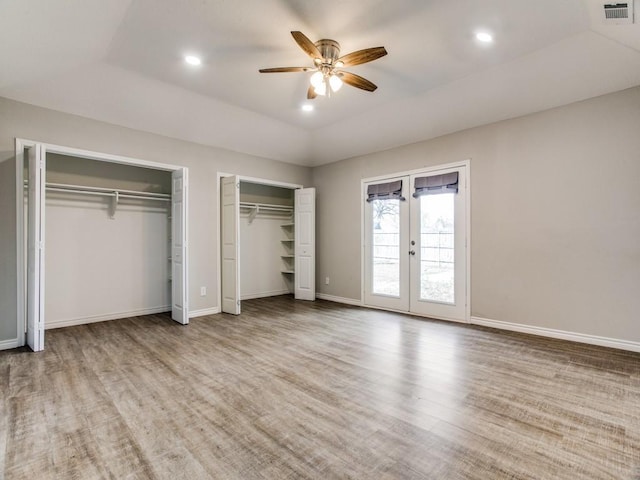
[301,104,314,112]
[475,32,493,43]
[185,55,202,66]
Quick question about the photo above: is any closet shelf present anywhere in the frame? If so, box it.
[281,270,295,274]
[280,239,295,243]
[27,181,171,200]
[240,202,293,224]
[281,255,294,258]
[240,201,293,211]
[25,181,171,219]
[280,223,294,227]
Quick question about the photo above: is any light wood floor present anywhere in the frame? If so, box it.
[1,296,639,479]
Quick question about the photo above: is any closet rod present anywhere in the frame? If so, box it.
[239,202,293,211]
[25,181,170,201]
[46,187,170,202]
[46,182,171,200]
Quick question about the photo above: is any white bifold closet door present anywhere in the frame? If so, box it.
[294,188,315,301]
[221,175,241,314]
[171,168,189,324]
[26,145,46,352]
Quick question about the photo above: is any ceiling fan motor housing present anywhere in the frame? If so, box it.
[315,39,341,64]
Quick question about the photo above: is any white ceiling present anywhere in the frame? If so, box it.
[1,0,640,166]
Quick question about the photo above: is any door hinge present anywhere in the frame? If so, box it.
[237,300,241,306]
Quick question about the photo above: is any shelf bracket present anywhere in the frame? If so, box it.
[109,191,119,219]
[248,205,259,224]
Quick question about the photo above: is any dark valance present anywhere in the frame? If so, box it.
[413,172,459,197]
[366,180,405,202]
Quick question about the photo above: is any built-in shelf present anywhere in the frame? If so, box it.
[281,215,294,280]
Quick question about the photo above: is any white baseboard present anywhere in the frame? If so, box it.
[0,338,19,351]
[316,293,363,306]
[46,306,171,330]
[471,316,640,353]
[241,290,291,301]
[189,307,220,318]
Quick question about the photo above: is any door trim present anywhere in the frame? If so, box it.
[360,160,471,323]
[15,138,188,349]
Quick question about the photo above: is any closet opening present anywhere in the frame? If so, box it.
[218,174,315,315]
[43,154,172,330]
[16,139,189,352]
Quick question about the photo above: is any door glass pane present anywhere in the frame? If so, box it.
[372,199,400,296]
[420,194,454,304]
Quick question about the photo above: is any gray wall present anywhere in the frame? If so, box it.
[0,97,312,343]
[0,154,17,344]
[240,182,294,206]
[47,153,172,193]
[313,86,640,343]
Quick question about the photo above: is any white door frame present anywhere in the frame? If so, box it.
[360,160,471,323]
[216,172,303,311]
[15,138,189,349]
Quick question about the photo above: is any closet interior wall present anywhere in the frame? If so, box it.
[42,154,172,328]
[239,182,294,300]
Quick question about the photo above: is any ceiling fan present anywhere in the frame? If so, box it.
[259,31,387,99]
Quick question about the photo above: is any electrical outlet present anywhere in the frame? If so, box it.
[325,277,330,285]
[200,286,206,296]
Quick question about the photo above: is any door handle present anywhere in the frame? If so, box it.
[409,250,416,255]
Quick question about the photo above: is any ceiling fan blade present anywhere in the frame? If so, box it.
[291,31,322,59]
[340,72,378,92]
[307,85,317,99]
[259,67,313,73]
[337,47,387,67]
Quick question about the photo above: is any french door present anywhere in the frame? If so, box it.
[363,164,468,322]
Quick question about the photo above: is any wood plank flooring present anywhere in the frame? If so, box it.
[1,296,639,479]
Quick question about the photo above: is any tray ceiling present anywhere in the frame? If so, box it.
[1,0,640,165]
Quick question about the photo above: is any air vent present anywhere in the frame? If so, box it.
[603,2,634,24]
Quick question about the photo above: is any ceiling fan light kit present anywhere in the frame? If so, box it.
[259,31,387,100]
